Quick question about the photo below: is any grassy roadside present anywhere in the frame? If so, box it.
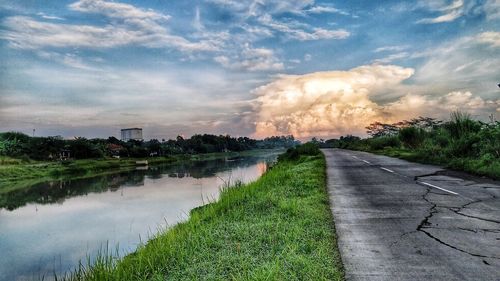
[352,147,500,179]
[326,113,500,180]
[68,145,344,280]
[0,149,282,194]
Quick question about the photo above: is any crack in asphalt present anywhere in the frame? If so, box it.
[449,194,500,224]
[451,211,500,224]
[389,174,500,255]
[414,186,500,260]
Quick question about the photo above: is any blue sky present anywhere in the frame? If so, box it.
[0,0,499,139]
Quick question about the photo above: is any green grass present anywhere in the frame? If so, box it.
[358,147,500,179]
[67,152,344,280]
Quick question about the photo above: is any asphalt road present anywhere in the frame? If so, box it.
[323,149,500,281]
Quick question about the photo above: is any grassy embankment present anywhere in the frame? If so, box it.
[66,144,344,280]
[331,112,500,179]
[0,149,281,194]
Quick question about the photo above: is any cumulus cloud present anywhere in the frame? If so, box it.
[253,65,499,139]
[253,65,414,138]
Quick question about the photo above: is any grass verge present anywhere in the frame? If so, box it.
[360,147,500,179]
[67,146,344,280]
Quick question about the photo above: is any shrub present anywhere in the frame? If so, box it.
[367,136,400,150]
[431,128,450,147]
[444,111,481,138]
[398,126,426,148]
[444,133,481,158]
[279,143,319,161]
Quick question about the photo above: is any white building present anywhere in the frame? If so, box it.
[121,128,143,141]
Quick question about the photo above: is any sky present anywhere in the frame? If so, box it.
[0,0,499,140]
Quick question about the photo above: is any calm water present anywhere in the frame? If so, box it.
[0,152,279,281]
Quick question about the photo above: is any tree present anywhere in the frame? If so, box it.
[366,122,398,137]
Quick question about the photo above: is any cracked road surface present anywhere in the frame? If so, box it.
[323,149,500,281]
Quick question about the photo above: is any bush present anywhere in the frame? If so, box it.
[398,126,426,148]
[431,128,450,147]
[367,136,400,150]
[279,143,319,161]
[444,111,481,138]
[296,142,321,155]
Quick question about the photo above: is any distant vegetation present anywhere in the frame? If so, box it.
[320,112,500,179]
[0,133,299,161]
[65,143,344,280]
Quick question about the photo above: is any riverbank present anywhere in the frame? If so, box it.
[0,149,282,194]
[67,145,344,280]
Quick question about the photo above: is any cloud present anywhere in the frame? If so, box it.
[413,31,500,97]
[0,62,262,138]
[253,65,415,138]
[193,6,204,31]
[485,0,500,20]
[373,52,409,64]
[36,51,98,71]
[0,1,220,52]
[69,0,171,21]
[374,45,408,53]
[0,0,344,72]
[36,12,65,21]
[206,0,350,41]
[305,6,349,15]
[253,64,498,139]
[214,43,284,71]
[207,0,315,16]
[416,0,500,24]
[385,91,498,118]
[257,14,350,41]
[417,0,465,24]
[477,31,500,47]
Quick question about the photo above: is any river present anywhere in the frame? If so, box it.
[0,151,280,281]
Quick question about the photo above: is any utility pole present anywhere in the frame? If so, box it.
[32,128,35,137]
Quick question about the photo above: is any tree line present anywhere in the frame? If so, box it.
[0,133,299,161]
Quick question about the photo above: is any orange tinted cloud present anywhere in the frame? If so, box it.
[253,65,499,139]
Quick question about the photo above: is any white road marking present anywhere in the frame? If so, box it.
[362,160,371,164]
[419,181,459,195]
[380,167,395,173]
[352,156,358,159]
